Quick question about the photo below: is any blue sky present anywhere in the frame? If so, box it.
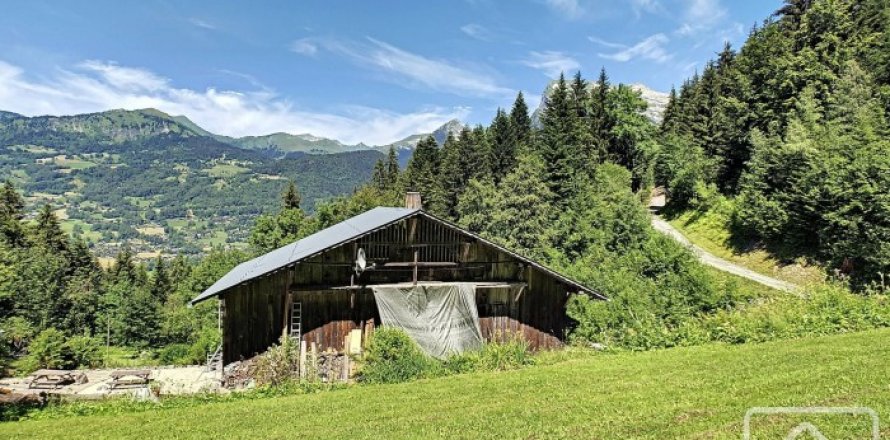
[0,0,778,145]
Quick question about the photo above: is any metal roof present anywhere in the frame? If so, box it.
[190,207,419,305]
[190,207,603,305]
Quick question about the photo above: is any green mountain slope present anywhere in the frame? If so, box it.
[0,109,381,258]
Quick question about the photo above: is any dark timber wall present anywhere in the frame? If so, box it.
[221,215,575,364]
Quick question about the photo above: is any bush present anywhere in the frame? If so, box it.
[66,335,102,368]
[251,336,300,386]
[157,344,192,365]
[22,328,70,372]
[444,334,531,374]
[359,327,438,384]
[187,327,220,365]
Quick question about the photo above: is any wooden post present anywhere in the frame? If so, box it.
[413,249,419,284]
[299,340,307,379]
[282,268,293,340]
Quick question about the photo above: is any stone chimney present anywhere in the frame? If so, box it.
[405,192,422,210]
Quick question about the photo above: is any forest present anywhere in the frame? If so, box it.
[1,0,889,376]
[658,0,890,289]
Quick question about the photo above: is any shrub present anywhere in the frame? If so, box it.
[65,335,102,368]
[359,327,437,384]
[444,334,531,374]
[22,328,70,372]
[187,327,220,365]
[251,336,300,386]
[157,344,192,365]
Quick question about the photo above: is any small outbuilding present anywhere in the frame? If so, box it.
[191,193,604,365]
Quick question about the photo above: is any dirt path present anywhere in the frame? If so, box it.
[651,216,801,294]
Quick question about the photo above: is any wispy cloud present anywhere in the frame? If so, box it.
[587,36,627,50]
[290,38,318,56]
[542,0,585,19]
[460,23,494,41]
[188,18,217,30]
[596,33,672,63]
[521,51,581,77]
[0,60,468,145]
[675,0,727,36]
[630,0,662,17]
[293,36,512,98]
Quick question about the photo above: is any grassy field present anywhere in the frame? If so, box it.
[667,207,825,286]
[3,329,889,439]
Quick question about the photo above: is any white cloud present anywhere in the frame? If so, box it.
[543,0,585,19]
[588,35,627,50]
[598,33,672,63]
[0,60,468,145]
[290,38,318,56]
[521,51,581,77]
[675,0,728,36]
[460,23,493,41]
[188,18,216,30]
[296,37,512,98]
[630,0,661,17]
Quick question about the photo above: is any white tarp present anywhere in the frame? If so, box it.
[371,283,483,359]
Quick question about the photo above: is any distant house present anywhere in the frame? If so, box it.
[191,193,604,365]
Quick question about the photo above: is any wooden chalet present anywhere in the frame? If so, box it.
[191,193,604,365]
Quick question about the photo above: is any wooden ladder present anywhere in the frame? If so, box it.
[290,301,302,341]
[206,344,222,372]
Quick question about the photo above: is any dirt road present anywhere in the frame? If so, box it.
[651,216,801,294]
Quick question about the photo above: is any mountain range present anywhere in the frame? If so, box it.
[0,81,666,259]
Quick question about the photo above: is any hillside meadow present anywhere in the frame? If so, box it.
[2,329,888,439]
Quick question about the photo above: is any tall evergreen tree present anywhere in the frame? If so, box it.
[151,256,172,304]
[0,180,24,220]
[509,91,532,149]
[34,204,67,252]
[538,73,576,202]
[488,108,515,182]
[282,180,302,210]
[404,136,444,213]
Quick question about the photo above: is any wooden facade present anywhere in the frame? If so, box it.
[218,213,587,365]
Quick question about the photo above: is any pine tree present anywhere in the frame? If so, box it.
[151,256,172,304]
[34,204,67,252]
[589,68,614,161]
[282,180,302,210]
[0,181,26,247]
[404,136,444,213]
[110,246,139,285]
[438,133,464,219]
[487,153,555,259]
[0,180,24,220]
[386,147,400,186]
[570,71,597,169]
[488,108,515,182]
[509,91,532,149]
[371,159,388,191]
[538,73,576,202]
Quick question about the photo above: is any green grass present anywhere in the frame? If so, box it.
[3,330,889,439]
[204,163,248,178]
[61,219,102,243]
[668,207,825,286]
[100,346,159,368]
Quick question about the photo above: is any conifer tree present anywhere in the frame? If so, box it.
[151,256,172,303]
[0,180,24,220]
[282,180,302,210]
[34,204,67,252]
[385,147,400,186]
[404,136,444,213]
[509,91,532,149]
[488,108,515,182]
[538,73,576,202]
